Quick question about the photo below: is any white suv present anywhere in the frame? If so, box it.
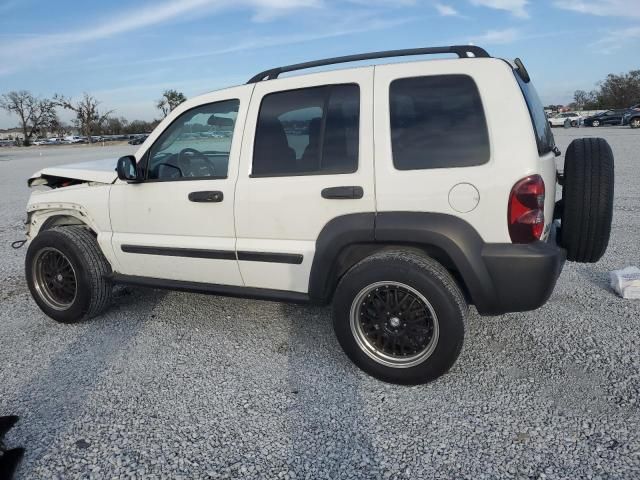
[23,46,614,384]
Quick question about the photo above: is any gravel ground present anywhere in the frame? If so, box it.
[1,129,639,479]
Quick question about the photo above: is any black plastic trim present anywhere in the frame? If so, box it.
[308,212,565,315]
[109,273,310,304]
[308,213,376,302]
[248,45,491,82]
[237,251,303,264]
[121,245,303,264]
[121,245,236,260]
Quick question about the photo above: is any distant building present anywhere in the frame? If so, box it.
[0,128,24,141]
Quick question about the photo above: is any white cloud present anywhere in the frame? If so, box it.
[553,0,640,18]
[470,27,520,44]
[434,3,460,16]
[590,25,640,53]
[82,15,416,70]
[469,0,529,18]
[0,0,322,76]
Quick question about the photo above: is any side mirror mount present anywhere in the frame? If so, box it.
[116,155,141,183]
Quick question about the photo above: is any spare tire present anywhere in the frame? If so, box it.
[559,138,614,262]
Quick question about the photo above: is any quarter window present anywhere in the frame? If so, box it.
[147,99,239,181]
[389,75,490,170]
[252,84,359,177]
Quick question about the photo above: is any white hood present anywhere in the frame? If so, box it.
[29,158,118,186]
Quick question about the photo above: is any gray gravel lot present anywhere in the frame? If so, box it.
[1,129,639,479]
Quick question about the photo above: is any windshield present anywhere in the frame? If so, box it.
[514,73,555,155]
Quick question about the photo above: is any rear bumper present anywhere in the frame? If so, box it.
[476,241,566,315]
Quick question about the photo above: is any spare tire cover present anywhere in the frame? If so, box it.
[559,137,614,263]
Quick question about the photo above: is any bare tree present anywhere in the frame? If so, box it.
[0,91,57,145]
[46,115,73,137]
[156,89,187,118]
[54,93,113,142]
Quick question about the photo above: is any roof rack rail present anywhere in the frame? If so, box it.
[247,45,490,83]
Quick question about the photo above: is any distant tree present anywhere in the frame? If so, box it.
[594,70,640,109]
[102,116,129,135]
[54,93,113,142]
[156,89,186,118]
[0,91,57,145]
[572,70,640,110]
[46,115,73,137]
[124,119,160,135]
[571,90,594,110]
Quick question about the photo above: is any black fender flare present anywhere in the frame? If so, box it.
[308,212,498,313]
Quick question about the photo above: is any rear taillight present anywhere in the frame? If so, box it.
[508,175,545,243]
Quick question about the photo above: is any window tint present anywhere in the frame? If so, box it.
[147,99,239,180]
[389,75,490,170]
[252,84,359,177]
[514,74,555,155]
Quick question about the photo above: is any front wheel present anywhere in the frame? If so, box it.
[332,250,467,385]
[630,118,640,129]
[592,120,600,127]
[26,226,113,323]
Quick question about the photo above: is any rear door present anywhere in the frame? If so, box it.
[234,68,375,293]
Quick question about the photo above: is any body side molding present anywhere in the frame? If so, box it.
[121,245,303,264]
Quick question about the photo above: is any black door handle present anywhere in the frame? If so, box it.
[321,186,364,199]
[188,191,223,203]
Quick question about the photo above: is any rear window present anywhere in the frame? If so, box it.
[389,74,490,170]
[515,74,555,155]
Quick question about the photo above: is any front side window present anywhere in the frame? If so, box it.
[390,75,490,170]
[147,99,239,180]
[252,84,359,177]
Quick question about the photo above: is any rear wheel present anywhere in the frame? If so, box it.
[559,138,614,262]
[26,226,113,323]
[332,250,466,385]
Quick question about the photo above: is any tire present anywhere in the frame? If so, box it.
[630,117,640,129]
[332,250,466,385]
[571,120,578,127]
[592,120,600,127]
[559,138,614,263]
[26,226,113,323]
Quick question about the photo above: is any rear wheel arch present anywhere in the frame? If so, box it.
[308,212,497,311]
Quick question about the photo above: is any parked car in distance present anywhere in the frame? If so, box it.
[32,139,49,146]
[622,104,640,129]
[583,109,626,127]
[63,136,85,144]
[128,135,148,145]
[548,112,582,128]
[23,45,615,385]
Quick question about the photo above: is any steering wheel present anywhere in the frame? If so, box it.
[178,148,216,178]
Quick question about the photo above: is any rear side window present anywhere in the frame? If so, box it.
[389,75,490,170]
[252,84,359,177]
[515,74,555,155]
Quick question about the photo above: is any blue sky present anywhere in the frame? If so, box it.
[1,0,639,128]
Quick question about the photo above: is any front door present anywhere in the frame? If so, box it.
[234,68,375,293]
[109,85,253,285]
